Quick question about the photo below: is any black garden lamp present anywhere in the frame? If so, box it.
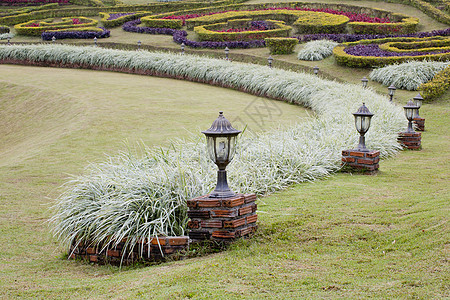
[7,36,11,45]
[94,37,97,47]
[388,84,396,102]
[361,76,368,88]
[202,111,241,198]
[353,103,374,152]
[413,93,423,118]
[224,46,230,60]
[404,99,419,133]
[268,55,273,68]
[52,36,56,43]
[137,40,141,50]
[181,42,185,54]
[313,66,319,75]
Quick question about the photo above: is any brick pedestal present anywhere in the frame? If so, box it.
[69,236,189,264]
[187,194,257,242]
[341,149,380,173]
[398,132,422,150]
[413,117,425,131]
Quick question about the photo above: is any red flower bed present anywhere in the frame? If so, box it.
[161,7,391,26]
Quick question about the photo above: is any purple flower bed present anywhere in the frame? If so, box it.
[41,28,110,41]
[299,28,450,43]
[107,13,136,21]
[122,19,265,49]
[344,44,450,57]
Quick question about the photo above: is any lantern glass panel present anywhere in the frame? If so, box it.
[389,89,394,96]
[405,108,414,120]
[355,115,371,133]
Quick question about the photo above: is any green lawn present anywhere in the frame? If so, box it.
[0,0,449,298]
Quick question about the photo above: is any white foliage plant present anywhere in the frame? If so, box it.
[0,44,407,260]
[370,60,450,91]
[297,39,339,61]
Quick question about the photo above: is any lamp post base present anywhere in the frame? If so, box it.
[187,193,258,242]
[341,149,380,174]
[398,132,422,150]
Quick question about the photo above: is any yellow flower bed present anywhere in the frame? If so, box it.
[15,17,98,36]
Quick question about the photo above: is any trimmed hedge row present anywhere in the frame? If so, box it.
[99,11,151,28]
[195,19,291,42]
[265,37,298,54]
[15,17,98,36]
[333,37,450,68]
[41,27,110,40]
[0,3,59,17]
[141,17,183,29]
[418,65,450,100]
[292,10,349,34]
[379,38,450,53]
[347,15,418,34]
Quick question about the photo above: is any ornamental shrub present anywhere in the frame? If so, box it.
[0,33,14,40]
[419,65,450,100]
[347,14,419,35]
[141,17,183,29]
[99,11,151,28]
[15,17,98,36]
[194,19,291,42]
[369,61,450,90]
[297,39,339,61]
[265,37,298,54]
[293,11,348,34]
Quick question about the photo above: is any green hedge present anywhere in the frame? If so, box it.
[379,38,450,53]
[347,13,418,35]
[194,19,291,42]
[0,25,9,34]
[141,17,183,29]
[15,17,98,36]
[69,0,104,7]
[100,11,151,28]
[265,37,298,54]
[333,37,450,68]
[292,11,348,34]
[419,65,450,100]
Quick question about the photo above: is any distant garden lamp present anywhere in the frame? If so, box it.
[181,42,185,54]
[202,111,241,198]
[224,46,230,60]
[268,55,273,68]
[7,37,10,46]
[52,36,56,43]
[388,85,396,102]
[361,77,368,88]
[413,93,423,118]
[404,99,419,133]
[353,103,374,152]
[313,66,319,75]
[137,40,141,50]
[94,37,97,47]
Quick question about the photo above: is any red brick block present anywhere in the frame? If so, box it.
[186,200,197,208]
[366,150,380,158]
[89,255,98,262]
[239,227,254,237]
[211,209,238,218]
[223,217,246,228]
[212,231,236,239]
[86,247,96,255]
[373,157,380,164]
[349,151,365,157]
[239,205,253,216]
[244,194,256,203]
[187,210,210,219]
[107,250,120,257]
[197,199,221,208]
[200,220,223,228]
[187,220,199,229]
[222,196,245,208]
[246,214,258,224]
[342,150,350,156]
[150,237,166,246]
[357,158,376,165]
[342,157,355,163]
[167,236,189,246]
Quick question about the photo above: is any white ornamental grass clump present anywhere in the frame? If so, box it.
[370,60,450,90]
[0,44,406,258]
[0,33,14,40]
[297,40,339,61]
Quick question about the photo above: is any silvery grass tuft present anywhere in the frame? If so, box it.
[0,33,14,40]
[297,40,339,61]
[370,60,450,91]
[0,44,406,259]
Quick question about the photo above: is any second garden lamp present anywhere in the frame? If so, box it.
[353,103,374,152]
[404,99,419,133]
[202,112,241,198]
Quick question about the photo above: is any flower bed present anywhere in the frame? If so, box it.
[41,27,110,40]
[99,11,152,28]
[195,19,291,42]
[334,36,450,68]
[0,44,406,262]
[0,0,68,6]
[15,17,98,36]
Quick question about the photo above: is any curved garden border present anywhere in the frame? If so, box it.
[0,44,406,261]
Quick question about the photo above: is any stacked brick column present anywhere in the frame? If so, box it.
[187,193,257,241]
[341,150,380,173]
[69,236,189,264]
[413,117,425,131]
[398,132,422,150]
